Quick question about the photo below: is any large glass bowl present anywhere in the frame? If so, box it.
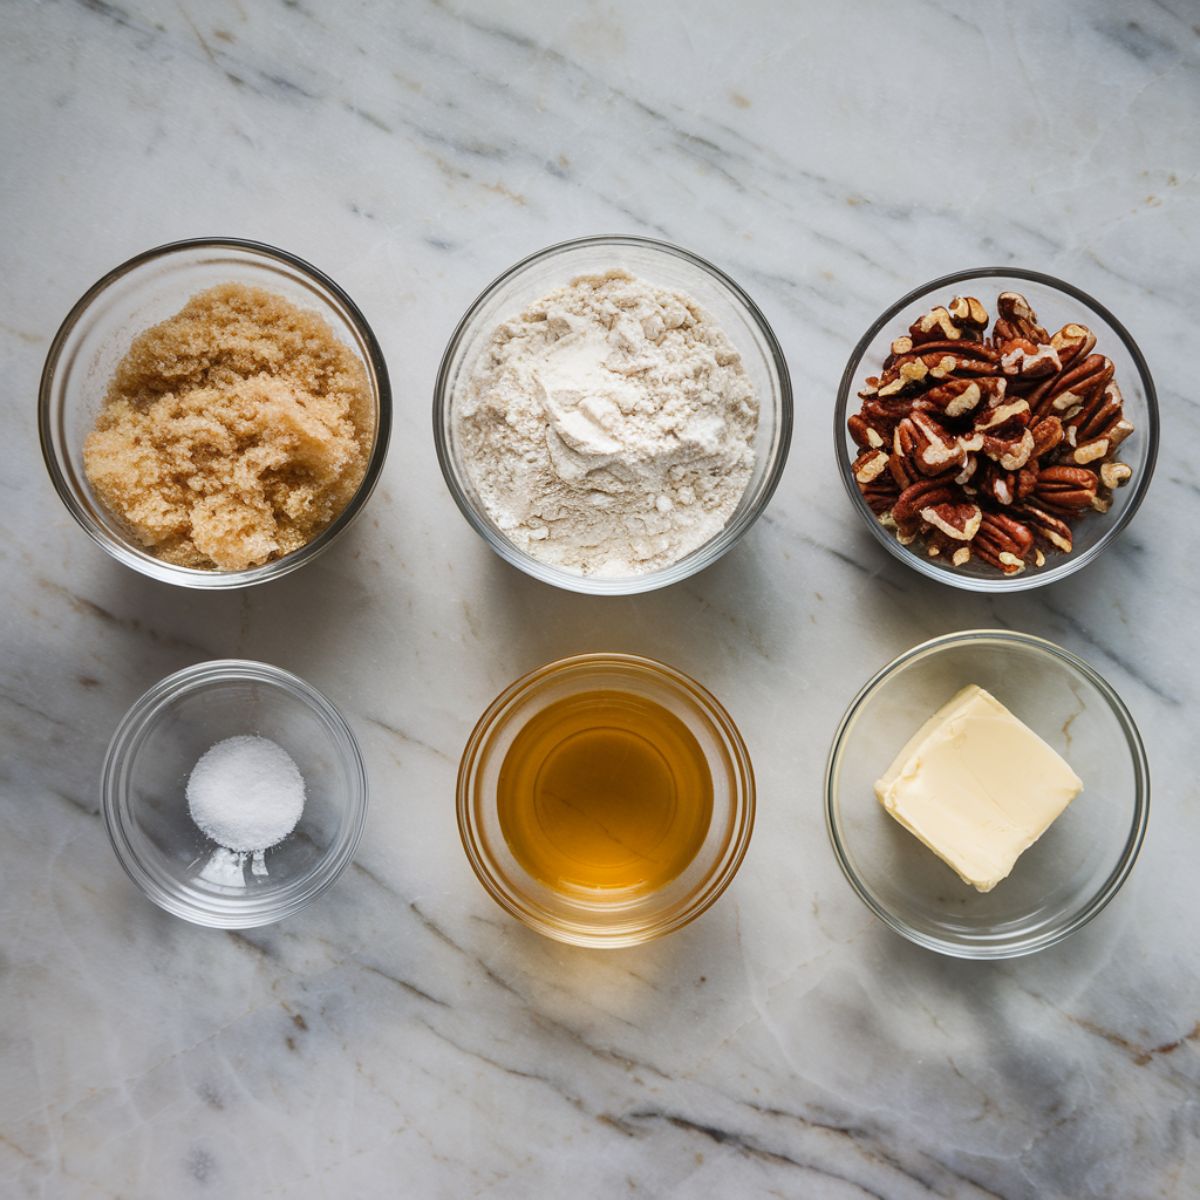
[835,268,1158,591]
[434,235,792,595]
[40,238,392,588]
[825,631,1149,958]
[102,660,368,928]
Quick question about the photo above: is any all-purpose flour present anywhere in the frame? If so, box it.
[456,270,759,576]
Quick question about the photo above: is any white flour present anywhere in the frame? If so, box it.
[456,270,759,576]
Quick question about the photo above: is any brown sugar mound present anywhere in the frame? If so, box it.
[83,283,375,570]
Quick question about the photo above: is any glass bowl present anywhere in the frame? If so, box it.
[458,653,755,947]
[40,238,392,589]
[434,235,792,595]
[825,631,1149,958]
[835,268,1159,591]
[102,660,368,928]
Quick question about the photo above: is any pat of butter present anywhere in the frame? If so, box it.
[875,684,1082,893]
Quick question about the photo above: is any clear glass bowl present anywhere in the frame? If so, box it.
[39,238,392,589]
[458,654,755,947]
[434,235,792,595]
[102,660,368,928]
[826,631,1149,958]
[835,268,1159,591]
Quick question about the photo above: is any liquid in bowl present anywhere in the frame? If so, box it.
[496,687,714,897]
[458,654,754,948]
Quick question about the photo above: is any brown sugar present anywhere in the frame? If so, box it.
[83,283,375,570]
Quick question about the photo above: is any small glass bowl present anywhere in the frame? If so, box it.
[40,238,392,589]
[458,653,755,947]
[434,236,792,595]
[835,268,1159,591]
[825,631,1149,958]
[102,660,368,928]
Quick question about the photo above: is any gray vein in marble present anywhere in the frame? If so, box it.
[624,1112,892,1200]
[357,961,450,1009]
[1037,594,1181,707]
[33,575,218,660]
[362,713,456,764]
[758,511,906,588]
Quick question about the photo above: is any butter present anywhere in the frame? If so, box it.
[875,684,1082,892]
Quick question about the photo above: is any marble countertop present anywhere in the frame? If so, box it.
[3,2,1198,1197]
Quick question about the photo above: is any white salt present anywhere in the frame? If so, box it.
[186,735,305,853]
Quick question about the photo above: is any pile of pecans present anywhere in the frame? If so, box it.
[848,292,1134,574]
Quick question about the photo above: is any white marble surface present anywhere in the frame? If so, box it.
[2,2,1198,1196]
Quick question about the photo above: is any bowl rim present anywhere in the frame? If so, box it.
[432,233,794,596]
[39,236,393,590]
[834,266,1160,592]
[457,651,756,947]
[101,658,368,928]
[824,628,1150,959]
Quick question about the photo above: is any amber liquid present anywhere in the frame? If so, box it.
[496,689,714,896]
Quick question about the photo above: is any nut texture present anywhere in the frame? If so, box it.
[848,290,1135,575]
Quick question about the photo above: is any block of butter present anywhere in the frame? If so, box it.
[875,684,1083,892]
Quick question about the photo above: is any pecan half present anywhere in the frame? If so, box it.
[852,448,890,485]
[993,292,1048,346]
[1064,381,1134,464]
[883,340,1000,384]
[974,511,1034,574]
[1030,353,1113,421]
[1075,423,1134,465]
[907,308,959,345]
[918,342,1001,377]
[1065,379,1122,442]
[1032,465,1098,515]
[906,305,974,346]
[1049,323,1097,372]
[974,394,1029,432]
[852,394,915,448]
[981,421,1036,472]
[948,295,989,336]
[894,412,966,476]
[999,337,1061,382]
[893,477,955,533]
[920,500,982,541]
[1030,414,1064,457]
[913,377,989,419]
[1016,502,1073,553]
[874,357,935,398]
[848,412,886,450]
